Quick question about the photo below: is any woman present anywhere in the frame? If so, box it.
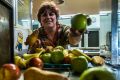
[25,1,104,65]
[26,1,83,53]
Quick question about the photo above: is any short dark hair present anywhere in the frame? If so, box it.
[37,1,59,22]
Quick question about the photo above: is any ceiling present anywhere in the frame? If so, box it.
[32,0,111,20]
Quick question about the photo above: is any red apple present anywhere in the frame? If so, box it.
[0,63,21,80]
[27,57,44,69]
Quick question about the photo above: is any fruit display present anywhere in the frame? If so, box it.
[79,66,116,80]
[13,45,107,80]
[0,63,21,80]
[14,46,104,70]
[24,67,69,80]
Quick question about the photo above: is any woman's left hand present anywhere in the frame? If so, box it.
[70,28,85,36]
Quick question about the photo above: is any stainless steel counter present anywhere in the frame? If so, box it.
[19,68,120,80]
[18,62,120,80]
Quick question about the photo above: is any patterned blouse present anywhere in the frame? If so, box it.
[37,24,70,48]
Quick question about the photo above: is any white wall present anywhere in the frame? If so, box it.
[99,13,111,46]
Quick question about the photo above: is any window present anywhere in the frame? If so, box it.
[88,31,99,47]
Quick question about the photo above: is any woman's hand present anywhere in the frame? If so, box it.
[29,39,41,53]
[68,28,84,45]
[70,28,85,36]
[32,39,41,49]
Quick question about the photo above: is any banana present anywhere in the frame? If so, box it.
[71,49,92,61]
[23,53,41,60]
[35,48,45,53]
[14,56,21,65]
[71,49,105,66]
[0,68,3,80]
[24,30,39,50]
[63,49,69,57]
[14,55,27,69]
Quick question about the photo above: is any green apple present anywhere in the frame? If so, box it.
[71,14,87,31]
[40,53,51,63]
[71,56,88,73]
[80,66,116,80]
[51,50,64,64]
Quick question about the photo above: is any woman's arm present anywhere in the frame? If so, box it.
[68,28,83,45]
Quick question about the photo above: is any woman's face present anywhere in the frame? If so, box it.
[40,9,57,29]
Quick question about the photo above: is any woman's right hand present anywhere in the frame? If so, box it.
[32,39,41,49]
[28,39,41,53]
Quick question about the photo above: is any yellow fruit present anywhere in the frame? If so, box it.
[24,67,69,80]
[24,30,39,48]
[14,56,21,65]
[45,46,54,52]
[35,48,45,53]
[14,55,27,69]
[18,58,27,69]
[91,56,105,66]
[71,49,92,61]
[64,53,76,64]
[23,53,41,60]
[0,69,3,80]
[54,46,64,51]
[63,49,69,57]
